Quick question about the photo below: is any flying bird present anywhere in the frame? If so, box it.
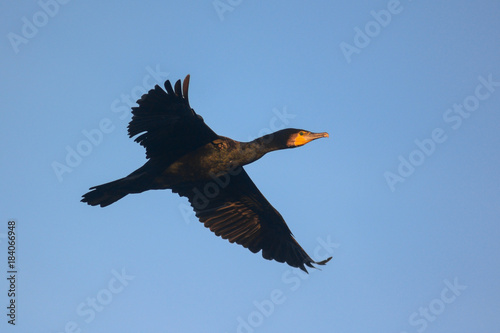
[82,75,331,272]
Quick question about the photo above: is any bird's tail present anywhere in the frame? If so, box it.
[81,176,139,207]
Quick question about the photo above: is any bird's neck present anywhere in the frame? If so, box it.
[237,134,285,166]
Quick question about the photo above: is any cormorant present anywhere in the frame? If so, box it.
[82,75,332,272]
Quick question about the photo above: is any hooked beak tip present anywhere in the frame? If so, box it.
[306,131,330,143]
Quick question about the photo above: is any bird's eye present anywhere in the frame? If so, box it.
[299,131,304,136]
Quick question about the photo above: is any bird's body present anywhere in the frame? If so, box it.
[161,137,249,182]
[157,134,294,183]
[82,75,332,272]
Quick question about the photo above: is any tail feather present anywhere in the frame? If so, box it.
[82,177,134,207]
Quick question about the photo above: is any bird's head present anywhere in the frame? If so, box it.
[280,128,329,148]
[254,128,329,152]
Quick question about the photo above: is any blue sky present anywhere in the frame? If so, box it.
[1,1,499,332]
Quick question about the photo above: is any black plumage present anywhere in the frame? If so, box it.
[82,75,331,272]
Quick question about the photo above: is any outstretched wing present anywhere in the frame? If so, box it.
[128,75,219,163]
[171,167,332,272]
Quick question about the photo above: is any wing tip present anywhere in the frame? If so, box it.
[298,256,333,273]
[183,74,191,106]
[162,75,191,105]
[316,256,333,266]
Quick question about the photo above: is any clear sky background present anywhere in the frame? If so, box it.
[1,1,499,332]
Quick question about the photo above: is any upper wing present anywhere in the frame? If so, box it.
[128,75,219,163]
[171,167,332,272]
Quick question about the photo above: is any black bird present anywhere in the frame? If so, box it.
[82,75,331,272]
